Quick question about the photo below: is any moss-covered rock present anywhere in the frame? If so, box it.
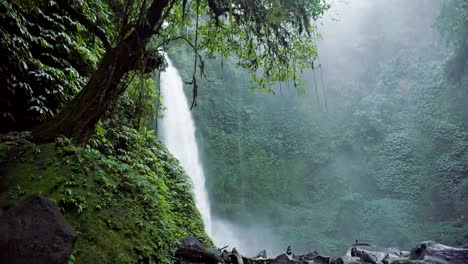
[0,130,212,264]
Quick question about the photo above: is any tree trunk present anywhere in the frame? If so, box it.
[32,43,135,145]
[32,0,170,146]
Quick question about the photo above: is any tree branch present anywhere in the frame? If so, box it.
[58,0,112,50]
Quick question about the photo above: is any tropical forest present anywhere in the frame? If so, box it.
[0,0,467,263]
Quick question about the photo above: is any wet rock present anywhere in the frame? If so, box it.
[344,241,468,264]
[314,255,331,264]
[351,247,379,264]
[409,243,427,260]
[220,250,231,263]
[350,244,402,264]
[175,240,468,264]
[384,260,423,264]
[271,253,296,264]
[174,237,218,264]
[229,248,244,264]
[336,255,362,264]
[296,251,318,262]
[423,241,468,264]
[0,194,77,264]
[180,236,205,251]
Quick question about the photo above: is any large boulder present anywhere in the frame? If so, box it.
[174,237,219,264]
[409,243,427,260]
[180,236,205,251]
[271,253,296,264]
[422,241,468,264]
[351,247,383,264]
[0,194,77,264]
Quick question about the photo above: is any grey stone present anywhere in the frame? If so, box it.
[0,194,77,264]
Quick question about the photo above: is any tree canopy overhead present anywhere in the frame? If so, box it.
[198,0,329,90]
[27,0,329,144]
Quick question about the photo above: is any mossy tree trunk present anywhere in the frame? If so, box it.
[32,0,169,146]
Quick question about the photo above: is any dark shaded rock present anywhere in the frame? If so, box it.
[423,241,468,264]
[220,250,231,263]
[350,244,401,264]
[409,243,427,260]
[175,240,468,264]
[229,248,244,264]
[228,253,240,264]
[175,247,219,264]
[242,256,254,264]
[335,255,362,264]
[344,242,468,264]
[332,257,345,264]
[0,194,77,264]
[384,260,423,264]
[314,255,331,264]
[351,247,378,264]
[271,253,295,264]
[175,237,218,264]
[296,251,318,262]
[180,236,205,251]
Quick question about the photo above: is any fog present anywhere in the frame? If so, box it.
[309,0,441,108]
[185,0,467,257]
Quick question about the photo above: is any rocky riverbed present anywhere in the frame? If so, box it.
[175,237,468,264]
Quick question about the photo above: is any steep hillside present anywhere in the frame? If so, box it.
[0,1,211,263]
[0,130,211,263]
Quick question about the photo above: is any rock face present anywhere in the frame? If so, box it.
[0,194,77,264]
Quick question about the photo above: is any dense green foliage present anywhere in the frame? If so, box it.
[171,0,468,255]
[0,0,163,133]
[0,0,211,262]
[0,128,211,263]
[3,0,329,145]
[1,0,466,261]
[0,0,111,131]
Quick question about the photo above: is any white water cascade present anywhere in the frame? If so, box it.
[157,57,212,235]
[157,57,267,253]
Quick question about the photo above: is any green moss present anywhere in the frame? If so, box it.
[0,131,212,264]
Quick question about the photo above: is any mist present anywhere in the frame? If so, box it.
[170,0,468,257]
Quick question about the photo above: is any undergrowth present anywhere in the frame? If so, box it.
[0,127,212,264]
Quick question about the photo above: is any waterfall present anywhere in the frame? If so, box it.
[157,57,212,235]
[157,56,269,254]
